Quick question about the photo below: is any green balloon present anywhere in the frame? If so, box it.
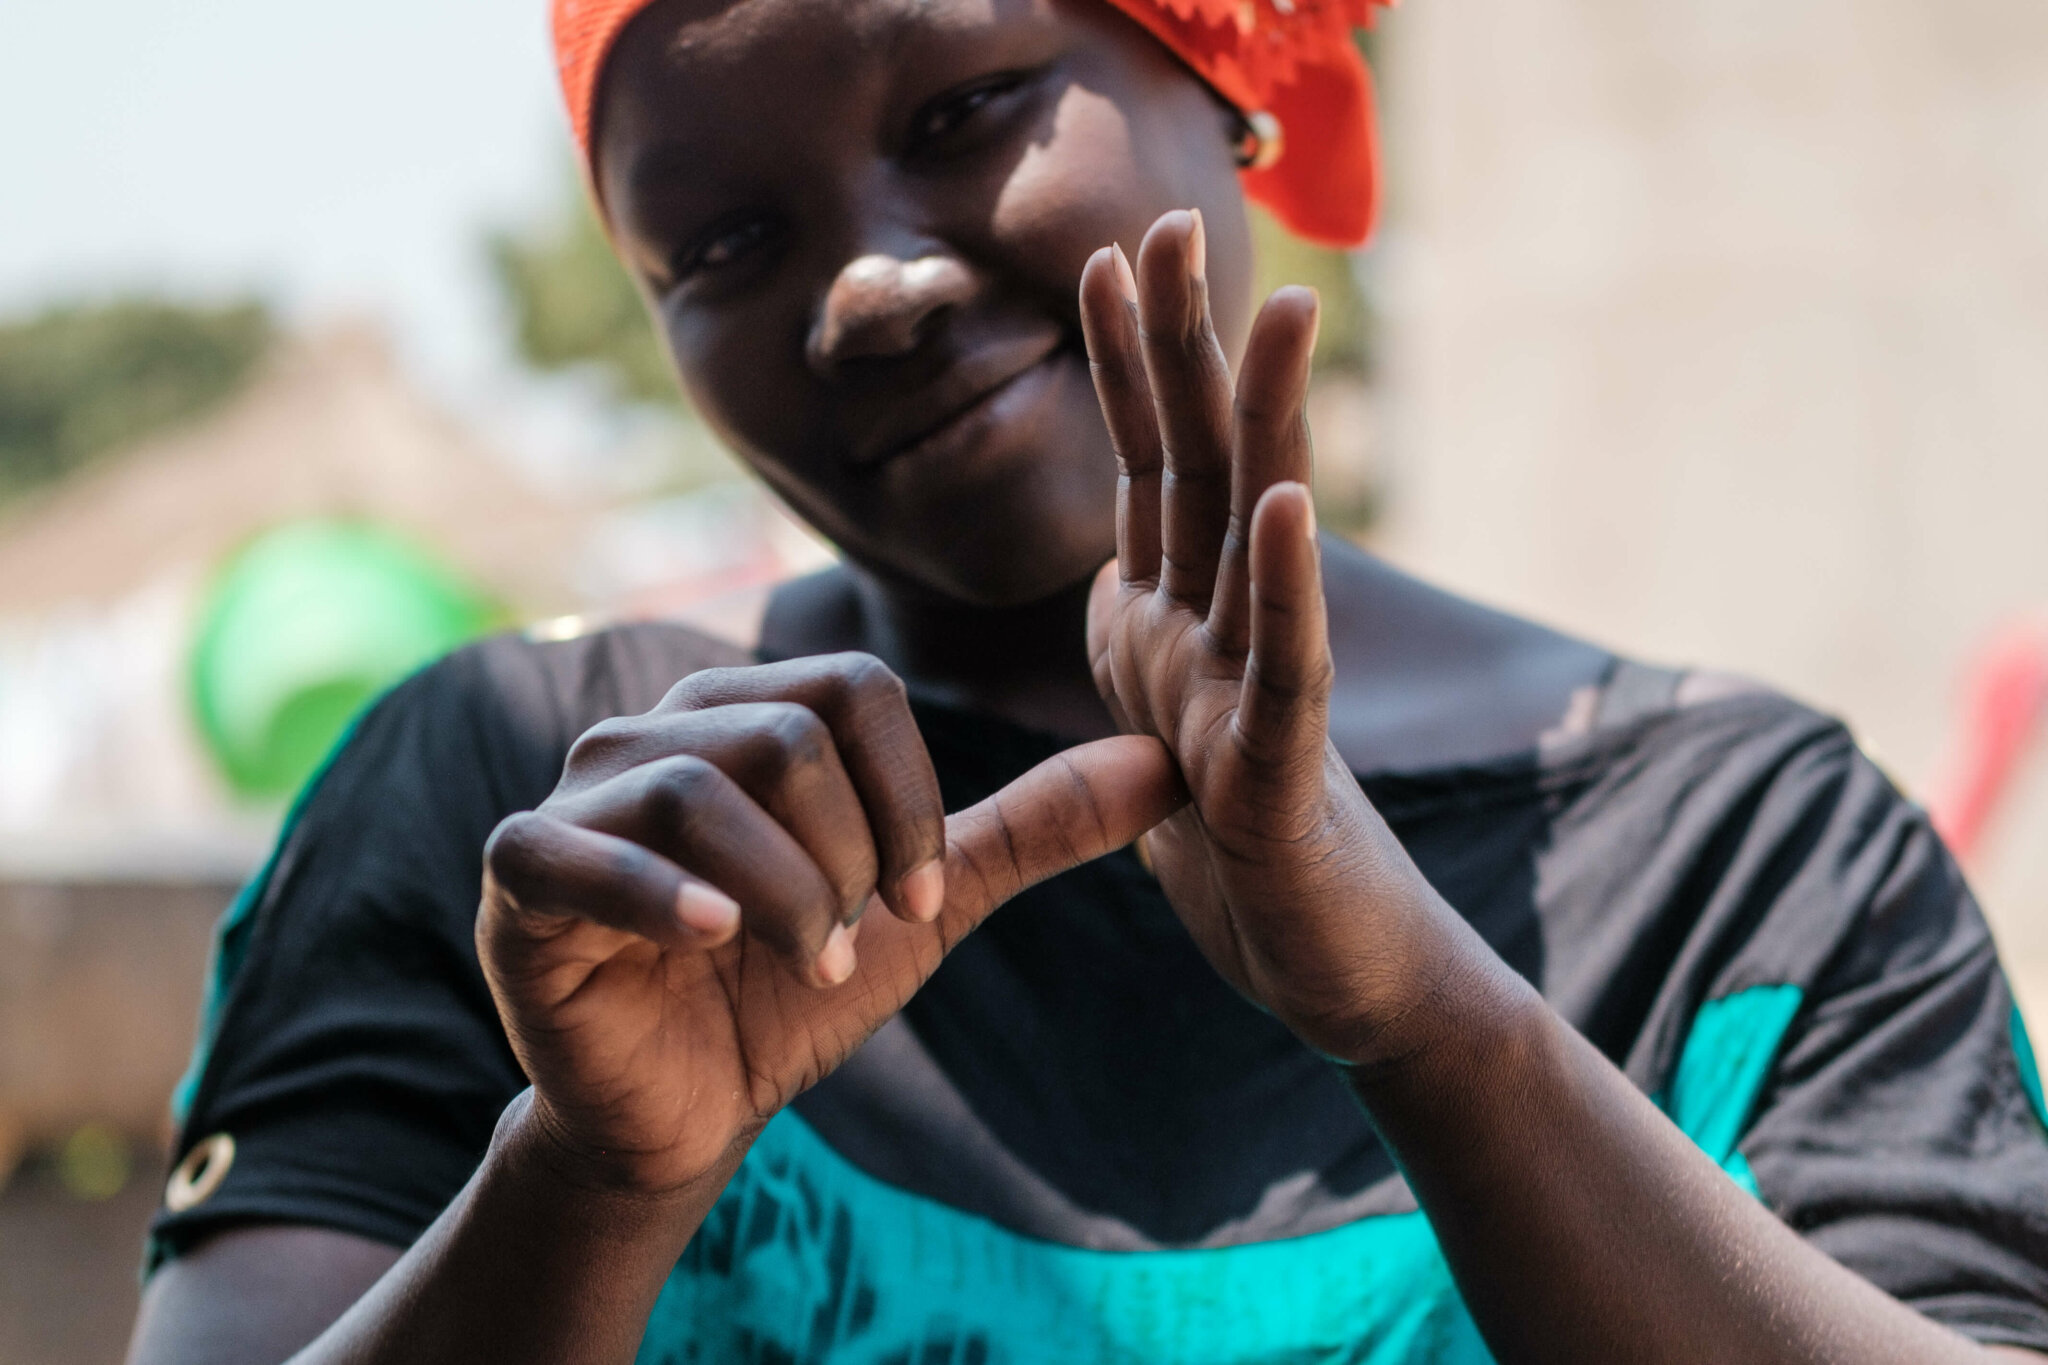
[190,521,503,800]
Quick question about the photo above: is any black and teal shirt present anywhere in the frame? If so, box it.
[151,622,2048,1361]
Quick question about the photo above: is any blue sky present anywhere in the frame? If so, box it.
[0,0,570,388]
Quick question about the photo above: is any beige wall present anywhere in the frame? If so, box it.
[1374,0,2048,990]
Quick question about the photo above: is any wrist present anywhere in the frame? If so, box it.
[1333,931,1547,1088]
[495,1090,753,1231]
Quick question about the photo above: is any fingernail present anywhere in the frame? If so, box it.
[818,923,857,986]
[1188,209,1207,284]
[677,883,740,937]
[1301,485,1318,540]
[1111,243,1138,305]
[900,859,946,923]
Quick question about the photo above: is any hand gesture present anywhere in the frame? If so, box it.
[477,655,1182,1195]
[1079,211,1471,1065]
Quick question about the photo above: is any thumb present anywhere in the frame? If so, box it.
[790,735,1185,1080]
[1085,558,1121,667]
[940,734,1185,933]
[1086,560,1140,734]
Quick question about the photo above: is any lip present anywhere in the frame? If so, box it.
[847,333,1067,471]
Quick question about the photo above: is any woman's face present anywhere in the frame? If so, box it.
[594,0,1256,607]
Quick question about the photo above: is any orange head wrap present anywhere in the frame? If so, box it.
[552,0,1390,248]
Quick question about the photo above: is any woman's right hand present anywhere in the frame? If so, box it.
[477,652,1182,1198]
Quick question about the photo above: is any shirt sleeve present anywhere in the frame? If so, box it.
[147,638,574,1265]
[1739,769,2048,1352]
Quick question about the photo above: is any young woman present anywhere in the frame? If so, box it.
[127,1,2048,1361]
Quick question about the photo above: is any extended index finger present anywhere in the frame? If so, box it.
[1080,243,1162,583]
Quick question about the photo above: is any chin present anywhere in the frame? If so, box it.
[931,545,1111,610]
[897,495,1115,609]
[896,467,1119,610]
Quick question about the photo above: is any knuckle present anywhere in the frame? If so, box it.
[755,701,830,768]
[483,812,550,895]
[821,651,904,711]
[666,665,742,711]
[564,716,640,772]
[484,811,536,868]
[659,676,700,711]
[641,755,719,828]
[716,704,831,788]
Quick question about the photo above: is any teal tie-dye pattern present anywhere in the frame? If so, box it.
[638,1112,1490,1365]
[1655,983,1806,1191]
[635,985,1805,1365]
[2012,1003,2048,1132]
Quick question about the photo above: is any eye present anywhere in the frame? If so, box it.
[670,214,778,287]
[906,72,1032,158]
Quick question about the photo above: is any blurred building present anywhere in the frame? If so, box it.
[5,4,2048,1356]
[0,323,827,1175]
[1376,0,2048,1010]
[0,324,828,874]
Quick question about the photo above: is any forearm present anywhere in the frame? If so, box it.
[1348,966,2008,1365]
[295,1090,742,1365]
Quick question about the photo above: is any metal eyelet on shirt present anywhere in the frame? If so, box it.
[165,1132,236,1212]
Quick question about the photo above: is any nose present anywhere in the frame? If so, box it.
[807,248,977,375]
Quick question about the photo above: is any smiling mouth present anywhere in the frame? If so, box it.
[850,342,1070,472]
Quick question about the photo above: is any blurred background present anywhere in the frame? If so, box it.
[1,0,2044,1360]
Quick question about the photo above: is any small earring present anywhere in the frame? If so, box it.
[1234,110,1285,171]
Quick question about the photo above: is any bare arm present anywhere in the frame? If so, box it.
[126,1096,722,1365]
[128,655,1184,1365]
[128,1227,399,1365]
[1355,976,2047,1363]
[1077,212,2048,1364]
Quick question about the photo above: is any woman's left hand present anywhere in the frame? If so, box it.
[1079,210,2041,1365]
[1078,210,1507,1066]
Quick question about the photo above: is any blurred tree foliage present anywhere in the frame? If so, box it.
[1250,205,1375,376]
[489,193,682,407]
[0,299,273,504]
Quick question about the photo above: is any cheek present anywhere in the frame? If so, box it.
[666,307,822,465]
[988,84,1183,280]
[993,81,1255,353]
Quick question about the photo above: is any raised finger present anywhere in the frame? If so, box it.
[1080,243,1162,583]
[1210,287,1320,656]
[1135,209,1235,609]
[668,655,946,923]
[1235,481,1334,773]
